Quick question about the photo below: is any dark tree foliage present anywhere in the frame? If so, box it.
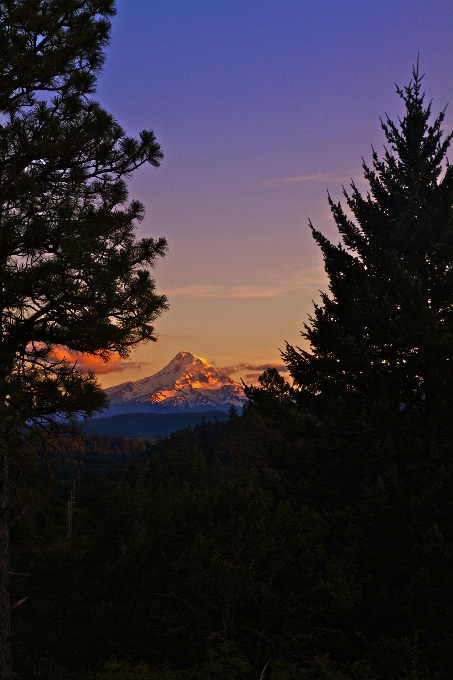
[0,3,168,677]
[0,0,114,113]
[10,440,359,679]
[283,63,453,455]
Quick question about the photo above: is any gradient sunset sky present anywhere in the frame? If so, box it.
[92,0,453,387]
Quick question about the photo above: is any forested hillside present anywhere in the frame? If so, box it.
[9,394,453,679]
[7,416,378,678]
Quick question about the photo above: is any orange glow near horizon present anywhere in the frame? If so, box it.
[50,347,124,374]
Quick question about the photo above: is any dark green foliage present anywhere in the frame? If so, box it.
[46,433,149,481]
[10,395,450,678]
[10,432,359,678]
[0,1,115,113]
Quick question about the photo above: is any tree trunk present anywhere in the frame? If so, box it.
[0,450,12,680]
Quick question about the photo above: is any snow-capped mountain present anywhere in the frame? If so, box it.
[103,351,247,415]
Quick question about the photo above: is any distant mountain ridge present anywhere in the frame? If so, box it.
[83,410,229,438]
[103,351,247,415]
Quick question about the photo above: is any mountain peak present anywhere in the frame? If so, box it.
[104,352,246,415]
[171,351,210,366]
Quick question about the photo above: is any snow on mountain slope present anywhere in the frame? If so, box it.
[104,351,247,414]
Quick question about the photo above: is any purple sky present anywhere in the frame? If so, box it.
[95,0,453,386]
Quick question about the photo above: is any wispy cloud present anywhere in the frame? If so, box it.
[166,269,327,300]
[260,172,368,187]
[165,284,282,299]
[220,362,288,375]
[50,347,149,375]
[245,373,264,381]
[87,360,149,375]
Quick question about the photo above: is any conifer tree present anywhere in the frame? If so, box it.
[284,63,453,452]
[0,3,168,677]
[251,67,453,675]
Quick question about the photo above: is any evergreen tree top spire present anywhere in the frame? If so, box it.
[383,56,451,189]
[334,59,453,271]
